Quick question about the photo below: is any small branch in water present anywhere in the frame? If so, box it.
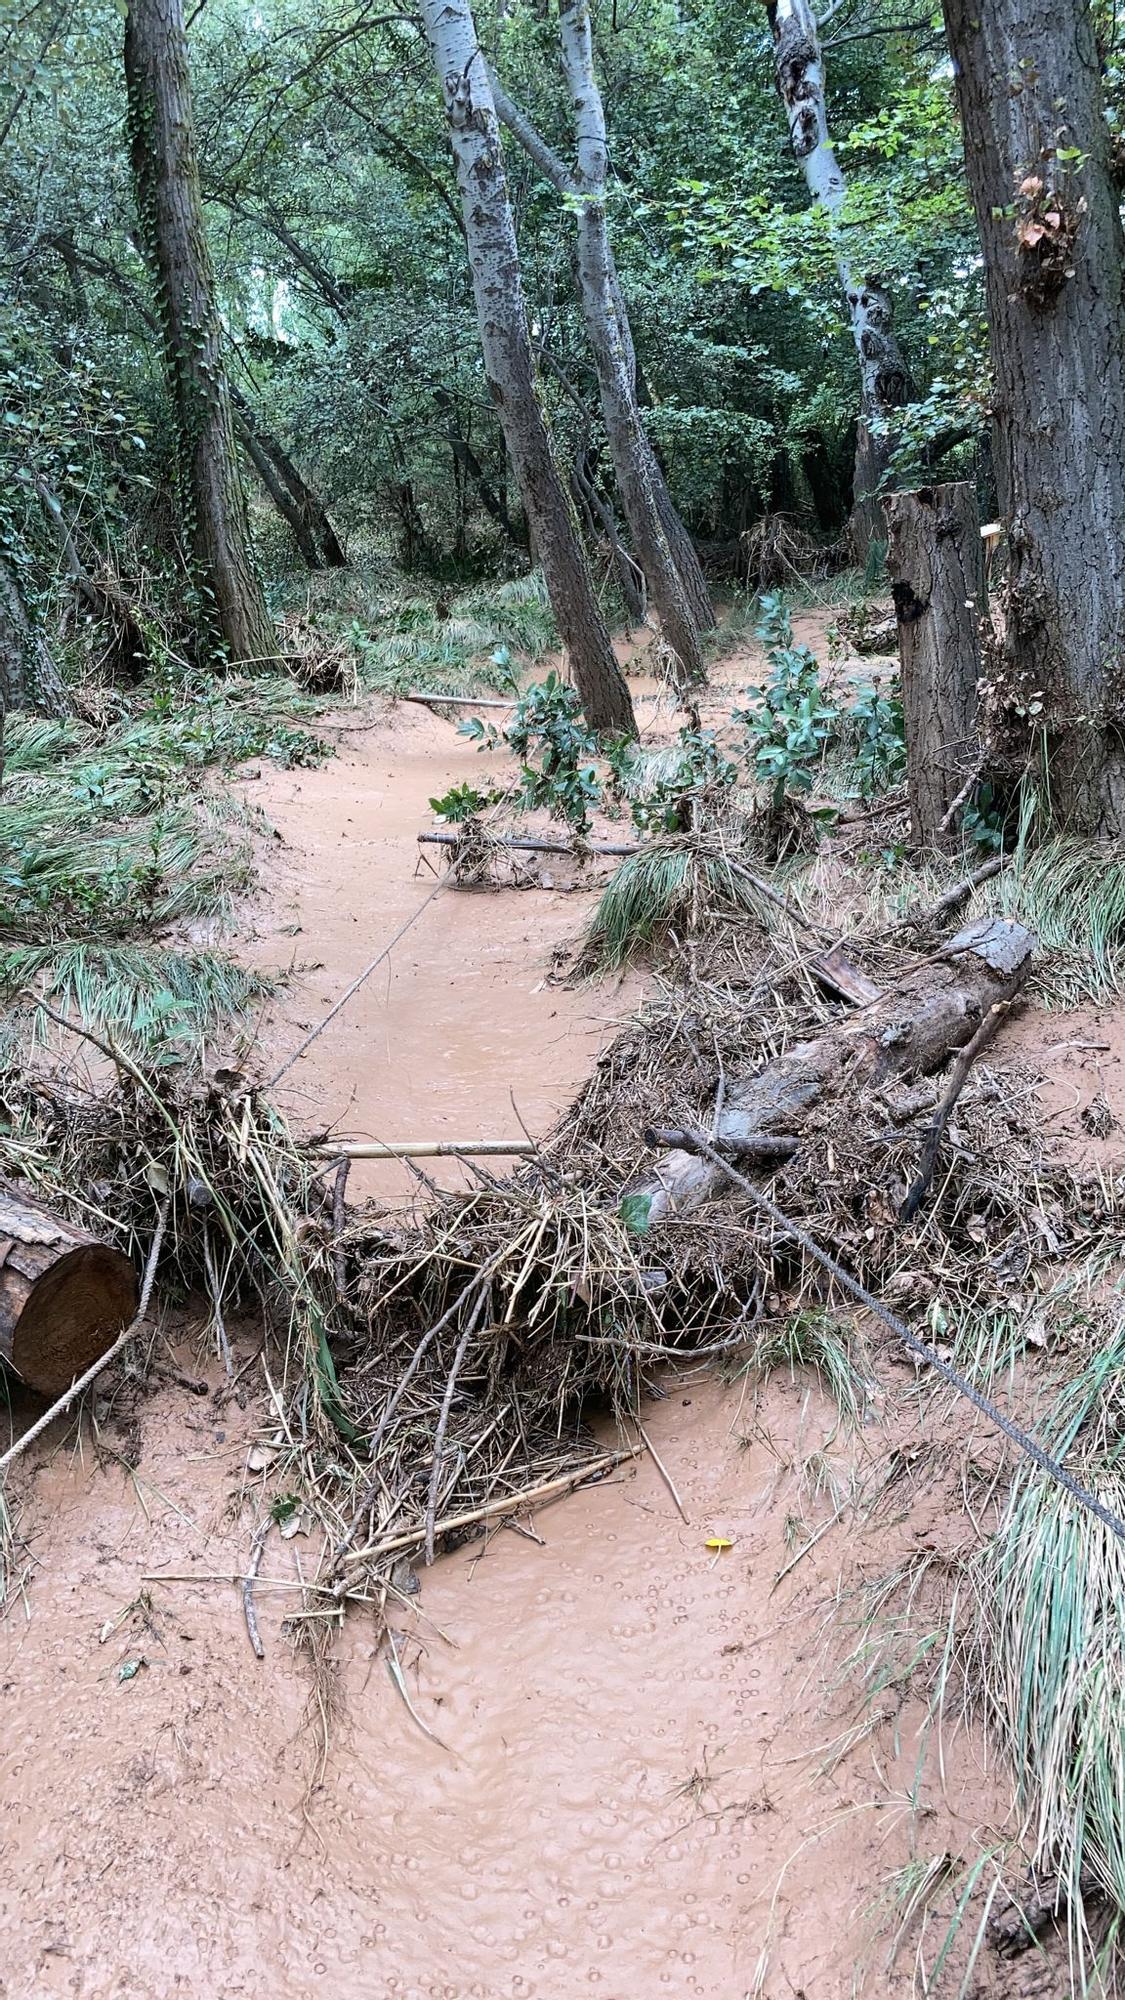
[242,1515,273,1659]
[637,1419,689,1525]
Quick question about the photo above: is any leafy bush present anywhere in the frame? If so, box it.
[461,671,603,834]
[735,593,837,808]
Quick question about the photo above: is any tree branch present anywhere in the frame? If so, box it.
[488,71,576,196]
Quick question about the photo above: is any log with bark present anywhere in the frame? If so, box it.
[640,917,1033,1220]
[0,1193,138,1397]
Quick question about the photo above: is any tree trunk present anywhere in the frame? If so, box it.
[420,0,634,737]
[884,482,983,847]
[0,1193,138,1397]
[236,417,324,569]
[555,0,707,686]
[0,557,64,713]
[766,0,914,557]
[641,917,1032,1219]
[491,60,714,669]
[434,388,526,548]
[230,390,346,570]
[942,0,1125,833]
[124,0,276,667]
[570,446,647,626]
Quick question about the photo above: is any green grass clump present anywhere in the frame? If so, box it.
[955,1325,1125,1984]
[582,841,782,969]
[741,1310,873,1425]
[351,572,556,696]
[0,943,274,1055]
[0,678,321,1052]
[988,836,1125,1003]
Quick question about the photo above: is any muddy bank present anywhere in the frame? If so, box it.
[0,1357,1007,2000]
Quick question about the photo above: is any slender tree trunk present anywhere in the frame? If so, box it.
[570,445,647,626]
[434,388,526,547]
[229,387,346,569]
[884,482,982,848]
[236,416,324,568]
[420,0,634,735]
[492,61,713,669]
[766,0,914,556]
[943,0,1125,833]
[124,0,275,666]
[556,0,707,684]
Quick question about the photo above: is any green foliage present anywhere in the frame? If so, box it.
[583,842,777,970]
[428,780,499,823]
[848,683,906,798]
[608,727,739,834]
[735,593,836,808]
[462,670,603,834]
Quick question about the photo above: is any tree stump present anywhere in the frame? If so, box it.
[0,1193,138,1397]
[884,481,983,847]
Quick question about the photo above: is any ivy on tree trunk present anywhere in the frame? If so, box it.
[124,0,276,667]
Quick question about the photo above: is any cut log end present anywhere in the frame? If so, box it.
[0,1196,138,1397]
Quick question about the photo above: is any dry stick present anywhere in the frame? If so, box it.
[331,1154,350,1300]
[646,1128,800,1164]
[242,1514,273,1660]
[938,758,985,837]
[419,830,639,858]
[202,1231,233,1377]
[899,999,1012,1221]
[338,1447,640,1570]
[0,1200,170,1476]
[385,1624,454,1753]
[404,691,516,710]
[636,1419,689,1524]
[269,874,448,1088]
[327,1245,511,1580]
[890,854,1004,932]
[424,1282,490,1565]
[318,1139,536,1160]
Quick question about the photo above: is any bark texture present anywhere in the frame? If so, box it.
[124,0,276,665]
[767,0,914,553]
[556,0,709,683]
[420,0,634,735]
[491,65,714,652]
[641,918,1032,1218]
[884,481,982,846]
[0,1193,138,1397]
[943,0,1125,832]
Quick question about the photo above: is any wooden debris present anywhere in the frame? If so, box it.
[0,1192,139,1397]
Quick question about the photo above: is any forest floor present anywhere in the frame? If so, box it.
[1,609,1123,1999]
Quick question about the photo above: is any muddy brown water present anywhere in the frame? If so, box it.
[0,647,1049,1998]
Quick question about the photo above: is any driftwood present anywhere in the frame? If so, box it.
[0,1192,138,1396]
[641,917,1033,1220]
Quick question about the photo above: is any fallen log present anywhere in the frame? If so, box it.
[640,916,1033,1220]
[0,1193,138,1397]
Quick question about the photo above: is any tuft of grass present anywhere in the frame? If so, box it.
[0,943,274,1054]
[986,834,1125,1003]
[954,1323,1125,1986]
[352,573,556,696]
[582,840,783,969]
[739,1309,873,1425]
